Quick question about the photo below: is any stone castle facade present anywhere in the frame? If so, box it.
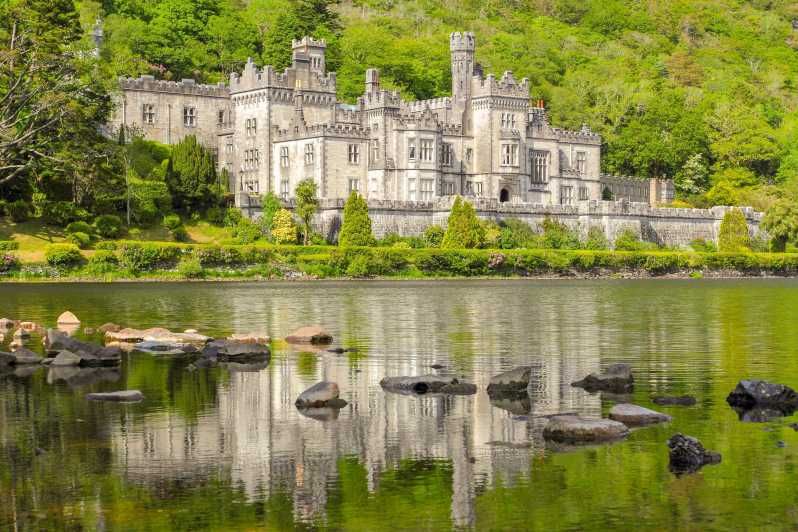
[111,32,674,211]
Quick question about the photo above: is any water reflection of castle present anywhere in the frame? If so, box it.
[109,283,606,527]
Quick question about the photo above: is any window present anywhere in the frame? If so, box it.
[348,178,360,193]
[420,179,435,200]
[560,186,574,205]
[420,139,434,162]
[348,144,360,164]
[280,179,290,199]
[466,181,483,196]
[280,146,289,168]
[408,178,417,201]
[576,151,587,174]
[245,118,257,137]
[304,143,314,165]
[372,139,379,161]
[143,104,155,125]
[408,143,417,161]
[579,186,589,201]
[501,144,518,166]
[531,150,549,184]
[225,139,233,154]
[441,143,453,167]
[465,148,473,163]
[217,110,225,127]
[442,182,455,195]
[183,106,196,127]
[243,149,260,170]
[500,112,516,129]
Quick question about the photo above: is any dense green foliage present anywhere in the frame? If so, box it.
[44,243,83,267]
[165,135,219,212]
[339,191,375,246]
[442,197,484,249]
[718,208,751,252]
[762,199,798,252]
[294,179,319,245]
[271,209,297,244]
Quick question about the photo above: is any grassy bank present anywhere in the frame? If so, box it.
[3,240,798,282]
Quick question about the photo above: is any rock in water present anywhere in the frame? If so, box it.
[542,415,630,444]
[202,340,271,363]
[98,323,122,334]
[0,318,15,330]
[10,347,42,365]
[572,363,634,393]
[57,311,80,325]
[487,366,533,397]
[652,395,697,406]
[0,351,15,366]
[105,327,210,347]
[609,403,672,426]
[51,350,83,367]
[295,381,347,408]
[379,375,477,395]
[86,390,144,402]
[667,433,721,474]
[228,333,271,345]
[726,380,798,411]
[284,326,333,345]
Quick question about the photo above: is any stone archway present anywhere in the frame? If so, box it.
[499,188,510,203]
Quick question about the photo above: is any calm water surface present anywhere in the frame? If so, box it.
[1,279,798,530]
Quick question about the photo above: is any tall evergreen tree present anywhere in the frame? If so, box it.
[442,197,485,249]
[294,178,318,245]
[339,191,374,246]
[164,135,218,212]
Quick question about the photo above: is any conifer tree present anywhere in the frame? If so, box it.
[339,191,374,246]
[442,197,485,249]
[295,179,318,245]
[718,208,751,252]
[165,135,217,212]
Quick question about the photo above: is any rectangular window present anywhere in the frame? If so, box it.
[420,139,434,162]
[579,186,589,201]
[408,143,416,161]
[225,140,233,154]
[465,148,473,163]
[531,150,549,184]
[466,181,483,196]
[372,139,379,161]
[348,144,360,164]
[500,113,516,129]
[183,106,196,127]
[304,143,314,165]
[280,146,289,168]
[442,182,455,195]
[576,151,587,174]
[143,104,155,125]
[280,179,290,199]
[408,178,417,201]
[217,110,225,127]
[560,186,574,205]
[441,143,453,167]
[501,144,518,166]
[245,118,257,137]
[420,179,435,200]
[348,178,360,193]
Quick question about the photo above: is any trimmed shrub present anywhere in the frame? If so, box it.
[0,253,19,273]
[118,242,182,272]
[339,192,375,247]
[480,220,502,249]
[499,219,540,248]
[232,218,263,244]
[67,232,92,249]
[94,241,118,251]
[8,200,31,222]
[44,243,83,267]
[163,214,189,242]
[442,197,484,249]
[129,176,172,225]
[177,257,205,279]
[272,209,297,244]
[689,238,717,253]
[86,250,120,274]
[583,227,609,250]
[223,207,243,227]
[718,208,751,252]
[540,218,580,249]
[206,206,225,225]
[0,241,19,251]
[614,229,646,251]
[94,214,123,239]
[423,225,444,248]
[65,221,94,235]
[44,201,90,226]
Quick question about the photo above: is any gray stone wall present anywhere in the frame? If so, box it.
[289,198,763,247]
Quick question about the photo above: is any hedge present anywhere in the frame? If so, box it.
[0,241,19,251]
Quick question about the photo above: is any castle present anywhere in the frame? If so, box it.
[111,32,674,211]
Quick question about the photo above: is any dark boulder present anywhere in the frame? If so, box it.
[45,329,101,356]
[79,346,123,367]
[10,347,42,365]
[202,340,270,363]
[487,366,533,398]
[295,381,347,408]
[0,351,16,366]
[726,380,798,414]
[379,375,477,396]
[667,433,721,474]
[572,363,633,393]
[609,403,671,426]
[652,395,697,406]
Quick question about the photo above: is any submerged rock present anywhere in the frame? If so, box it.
[0,318,15,330]
[298,406,343,421]
[0,351,15,366]
[98,323,122,334]
[228,333,271,345]
[379,375,477,396]
[489,396,531,416]
[79,346,123,367]
[295,381,347,408]
[133,341,194,356]
[284,326,333,345]
[202,340,270,363]
[86,390,144,402]
[542,415,630,444]
[726,380,798,414]
[10,347,42,365]
[667,433,721,474]
[652,395,697,406]
[51,350,83,367]
[609,403,672,426]
[487,366,533,397]
[106,327,210,347]
[48,367,120,387]
[572,363,634,393]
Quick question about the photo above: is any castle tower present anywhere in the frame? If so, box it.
[365,68,380,95]
[450,32,475,106]
[292,37,327,74]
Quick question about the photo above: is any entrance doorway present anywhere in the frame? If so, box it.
[499,188,510,202]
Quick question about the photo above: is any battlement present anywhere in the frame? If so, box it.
[401,97,452,114]
[450,31,475,52]
[230,58,336,94]
[441,123,463,136]
[358,89,402,109]
[335,106,361,124]
[292,37,326,49]
[275,121,371,140]
[119,75,229,98]
[553,124,601,144]
[471,71,530,99]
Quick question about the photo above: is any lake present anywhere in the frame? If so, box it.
[1,279,798,530]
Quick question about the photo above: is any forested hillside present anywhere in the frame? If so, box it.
[82,0,798,209]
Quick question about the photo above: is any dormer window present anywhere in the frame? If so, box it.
[183,106,196,127]
[142,104,155,125]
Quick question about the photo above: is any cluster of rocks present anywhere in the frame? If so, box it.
[726,379,798,422]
